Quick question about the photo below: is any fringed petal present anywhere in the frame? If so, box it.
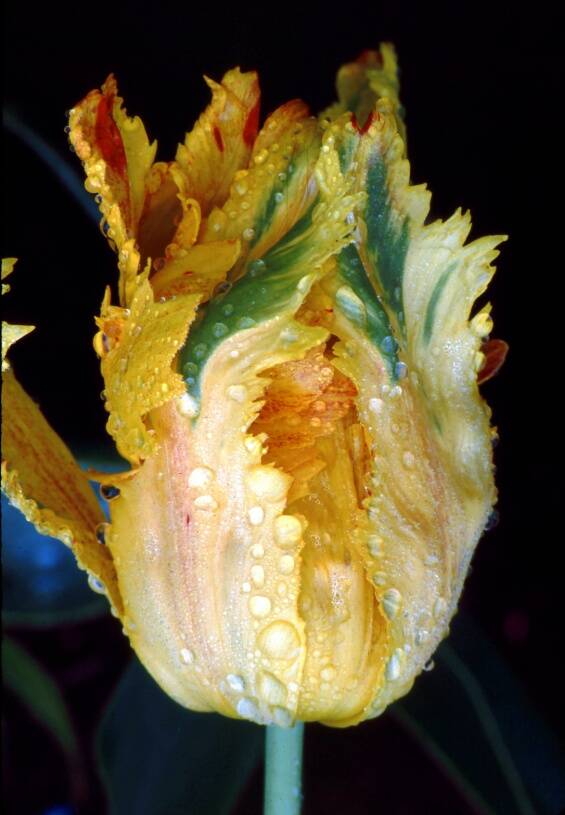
[69,75,157,259]
[179,128,365,414]
[94,274,200,464]
[300,103,506,721]
[202,101,320,279]
[176,68,260,215]
[321,43,406,142]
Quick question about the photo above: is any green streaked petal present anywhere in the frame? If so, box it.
[335,244,399,378]
[180,134,365,412]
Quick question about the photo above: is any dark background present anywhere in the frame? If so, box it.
[3,1,564,813]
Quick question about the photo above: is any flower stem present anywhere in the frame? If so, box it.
[263,722,305,815]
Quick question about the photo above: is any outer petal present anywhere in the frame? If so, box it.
[95,274,200,464]
[103,131,366,724]
[69,75,157,279]
[176,68,260,215]
[1,370,122,615]
[310,105,505,720]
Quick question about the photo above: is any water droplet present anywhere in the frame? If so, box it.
[184,361,199,376]
[423,659,435,672]
[250,543,264,558]
[367,535,384,557]
[248,506,265,526]
[415,629,429,646]
[402,451,415,468]
[274,515,302,548]
[95,522,110,545]
[274,191,284,203]
[243,227,255,241]
[395,361,408,379]
[193,343,207,360]
[177,393,199,417]
[242,581,252,593]
[368,397,384,415]
[272,706,293,728]
[249,259,266,278]
[254,149,268,165]
[180,648,195,664]
[237,316,257,330]
[88,574,106,594]
[247,466,288,502]
[373,572,387,586]
[194,495,218,511]
[320,665,336,682]
[227,384,248,403]
[257,620,300,661]
[278,555,295,575]
[251,565,265,587]
[485,509,500,531]
[213,322,229,338]
[188,467,214,489]
[258,671,287,706]
[226,673,245,692]
[100,484,120,501]
[381,335,396,354]
[382,588,402,619]
[249,595,272,618]
[385,652,401,681]
[236,697,261,721]
[223,302,235,316]
[434,597,447,618]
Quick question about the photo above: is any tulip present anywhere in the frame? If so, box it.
[1,43,506,733]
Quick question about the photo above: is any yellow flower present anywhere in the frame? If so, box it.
[1,44,506,727]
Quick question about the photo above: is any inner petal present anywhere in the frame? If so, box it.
[250,337,387,723]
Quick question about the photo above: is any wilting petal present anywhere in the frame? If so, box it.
[176,68,260,215]
[1,371,122,615]
[95,273,200,465]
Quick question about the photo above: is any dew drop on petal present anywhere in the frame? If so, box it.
[249,595,272,618]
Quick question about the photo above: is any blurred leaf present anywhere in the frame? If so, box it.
[97,657,262,815]
[2,636,78,759]
[393,613,565,815]
[1,494,107,627]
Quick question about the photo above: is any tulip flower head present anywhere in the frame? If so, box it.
[1,44,506,727]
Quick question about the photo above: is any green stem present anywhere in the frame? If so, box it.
[264,722,305,815]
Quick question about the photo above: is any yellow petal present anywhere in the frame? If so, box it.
[150,239,240,300]
[202,101,320,279]
[1,370,123,616]
[176,68,260,214]
[96,274,200,464]
[321,43,405,141]
[69,74,157,256]
[2,258,34,370]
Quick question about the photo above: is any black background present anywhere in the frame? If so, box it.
[3,0,565,812]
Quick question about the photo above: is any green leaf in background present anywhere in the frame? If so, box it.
[393,613,565,815]
[97,657,263,815]
[2,636,78,760]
